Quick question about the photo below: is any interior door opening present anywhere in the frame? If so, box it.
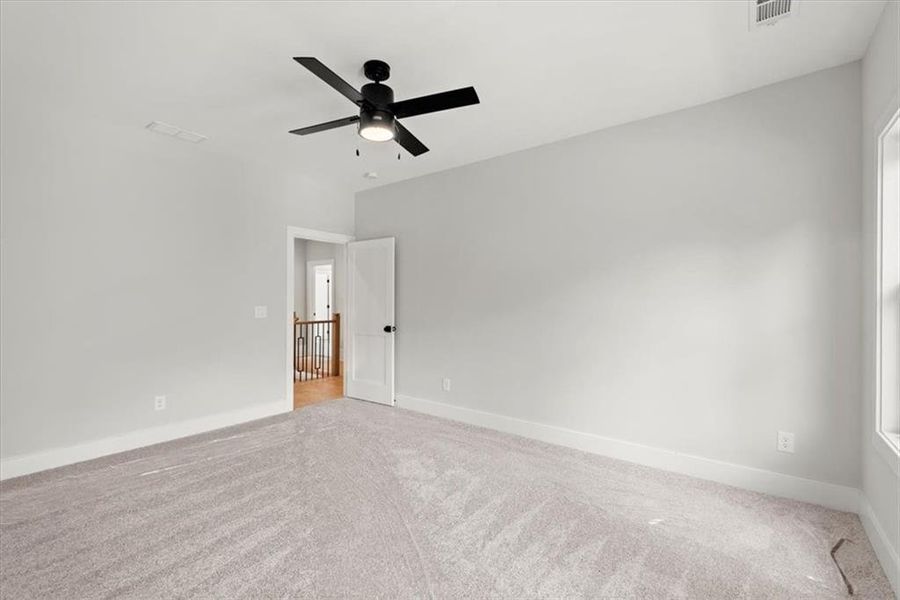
[292,239,345,410]
[285,228,395,412]
[309,262,333,322]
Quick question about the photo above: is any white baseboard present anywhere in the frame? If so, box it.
[0,400,287,481]
[395,394,860,513]
[860,493,900,596]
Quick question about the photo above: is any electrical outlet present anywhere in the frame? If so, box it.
[154,395,167,411]
[254,306,268,319]
[442,378,451,392]
[777,431,795,453]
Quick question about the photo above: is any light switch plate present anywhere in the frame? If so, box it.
[254,306,268,319]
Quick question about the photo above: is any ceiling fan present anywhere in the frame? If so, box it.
[289,57,480,156]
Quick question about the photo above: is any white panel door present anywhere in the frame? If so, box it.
[346,237,395,405]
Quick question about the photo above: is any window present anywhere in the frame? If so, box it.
[876,107,900,455]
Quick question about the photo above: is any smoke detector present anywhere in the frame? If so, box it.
[749,0,797,29]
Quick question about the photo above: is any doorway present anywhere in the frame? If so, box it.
[307,260,334,322]
[293,241,344,409]
[285,226,396,413]
[286,227,353,412]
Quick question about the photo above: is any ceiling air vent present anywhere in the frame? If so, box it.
[145,121,207,144]
[750,0,796,28]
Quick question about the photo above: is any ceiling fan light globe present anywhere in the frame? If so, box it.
[359,124,394,142]
[358,110,396,142]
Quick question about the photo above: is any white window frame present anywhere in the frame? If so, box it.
[874,101,900,469]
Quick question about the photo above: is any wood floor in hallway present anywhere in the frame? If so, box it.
[293,376,343,410]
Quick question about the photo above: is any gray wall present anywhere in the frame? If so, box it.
[0,64,353,460]
[861,0,900,569]
[357,63,862,487]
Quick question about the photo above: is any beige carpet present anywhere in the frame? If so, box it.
[0,399,893,599]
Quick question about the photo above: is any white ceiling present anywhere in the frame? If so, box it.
[1,1,887,197]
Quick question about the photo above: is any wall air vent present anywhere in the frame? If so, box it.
[750,0,796,28]
[145,121,207,143]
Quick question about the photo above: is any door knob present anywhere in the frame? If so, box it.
[383,325,396,333]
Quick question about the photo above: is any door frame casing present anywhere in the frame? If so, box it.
[286,226,354,413]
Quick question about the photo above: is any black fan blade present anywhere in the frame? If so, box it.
[388,87,479,119]
[293,57,364,105]
[289,115,359,136]
[394,121,429,156]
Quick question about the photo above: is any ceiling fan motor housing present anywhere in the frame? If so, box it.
[361,82,394,108]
